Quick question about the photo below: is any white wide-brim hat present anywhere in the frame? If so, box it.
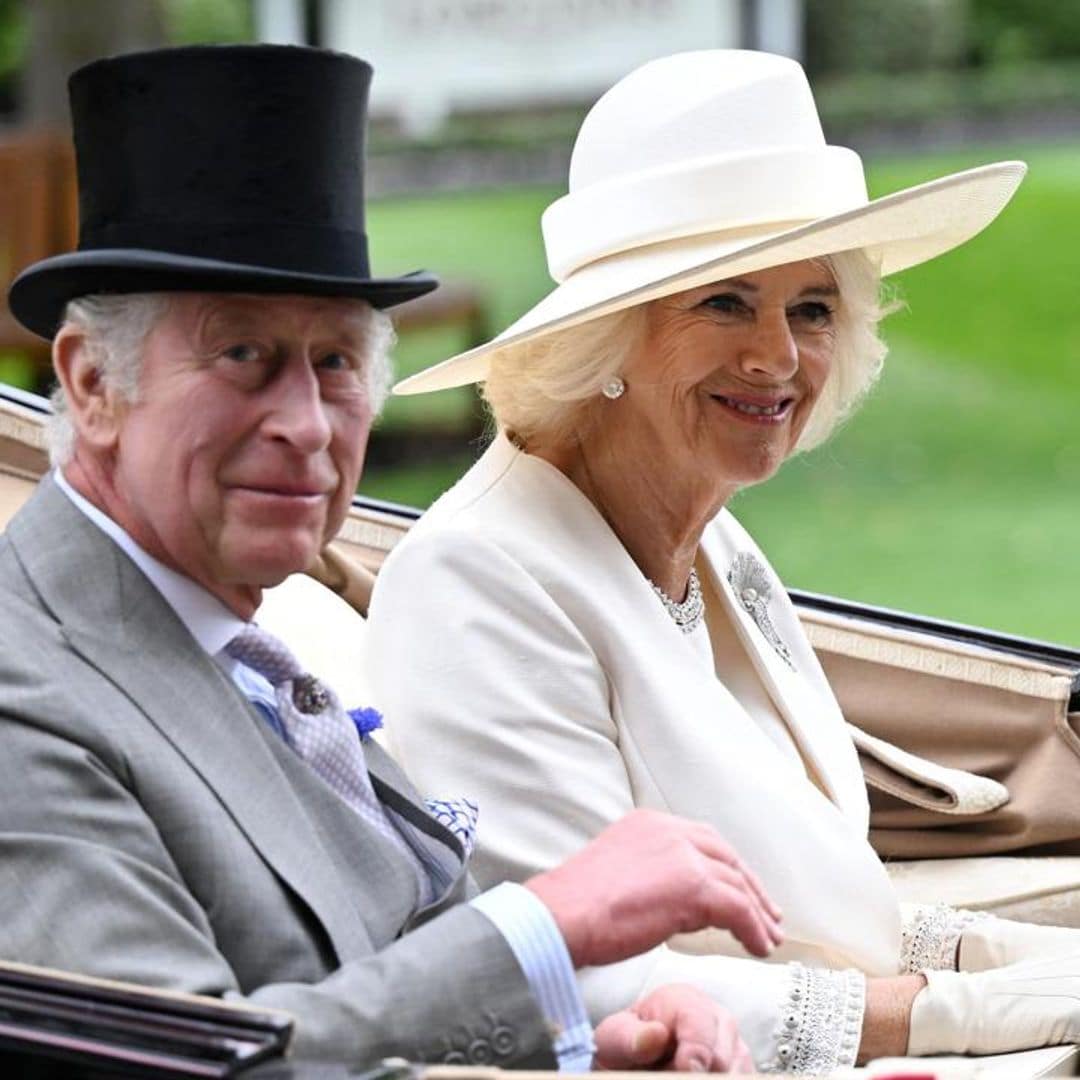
[395,49,1025,396]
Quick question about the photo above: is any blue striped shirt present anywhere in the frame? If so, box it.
[472,883,595,1070]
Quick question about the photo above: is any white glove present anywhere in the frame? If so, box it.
[908,955,1080,1056]
[959,916,1080,972]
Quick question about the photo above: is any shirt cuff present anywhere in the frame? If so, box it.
[471,882,595,1071]
[901,903,988,973]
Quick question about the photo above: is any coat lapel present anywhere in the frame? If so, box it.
[481,440,870,829]
[698,513,868,825]
[9,479,381,962]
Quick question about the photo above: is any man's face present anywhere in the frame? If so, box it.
[98,293,376,614]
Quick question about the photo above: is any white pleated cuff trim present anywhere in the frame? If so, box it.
[762,963,866,1074]
[901,904,989,973]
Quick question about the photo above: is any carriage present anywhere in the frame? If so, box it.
[3,380,1080,1077]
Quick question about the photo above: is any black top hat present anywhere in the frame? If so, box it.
[8,44,437,339]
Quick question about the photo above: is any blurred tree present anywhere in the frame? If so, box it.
[969,0,1080,63]
[20,0,167,126]
[805,0,968,75]
[8,0,253,125]
[0,0,26,114]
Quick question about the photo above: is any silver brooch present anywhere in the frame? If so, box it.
[727,553,795,670]
[292,674,331,714]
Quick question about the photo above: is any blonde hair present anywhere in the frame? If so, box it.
[47,293,395,466]
[482,250,895,453]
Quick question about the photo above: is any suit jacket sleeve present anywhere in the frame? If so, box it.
[368,526,797,1063]
[0,609,556,1069]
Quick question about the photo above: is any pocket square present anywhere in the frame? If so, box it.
[425,797,480,860]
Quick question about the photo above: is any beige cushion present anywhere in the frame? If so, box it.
[888,857,1080,927]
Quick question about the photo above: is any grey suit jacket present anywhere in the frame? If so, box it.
[0,478,556,1069]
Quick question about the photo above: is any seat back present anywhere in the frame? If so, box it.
[0,391,49,528]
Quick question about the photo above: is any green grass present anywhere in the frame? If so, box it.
[362,142,1080,646]
[367,188,556,432]
[0,352,35,390]
[864,147,1080,390]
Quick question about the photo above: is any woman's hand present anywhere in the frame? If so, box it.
[908,955,1080,1055]
[595,984,754,1072]
[959,917,1080,972]
[525,808,783,966]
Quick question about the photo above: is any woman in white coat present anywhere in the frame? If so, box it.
[368,51,1080,1073]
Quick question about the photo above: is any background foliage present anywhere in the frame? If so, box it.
[805,0,1080,73]
[0,1,1076,646]
[362,141,1080,647]
[162,0,253,45]
[968,0,1080,64]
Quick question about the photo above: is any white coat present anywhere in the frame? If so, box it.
[368,433,903,1065]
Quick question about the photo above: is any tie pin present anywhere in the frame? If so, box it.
[293,675,330,715]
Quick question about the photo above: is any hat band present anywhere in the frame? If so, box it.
[542,145,867,282]
[78,220,371,279]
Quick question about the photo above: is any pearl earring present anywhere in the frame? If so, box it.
[601,376,626,400]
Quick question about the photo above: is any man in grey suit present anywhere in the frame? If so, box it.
[0,45,781,1073]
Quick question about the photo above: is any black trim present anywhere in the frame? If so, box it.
[350,492,423,522]
[0,384,51,415]
[792,587,1080,668]
[793,588,1080,709]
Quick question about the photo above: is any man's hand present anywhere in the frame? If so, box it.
[525,809,782,967]
[594,984,754,1072]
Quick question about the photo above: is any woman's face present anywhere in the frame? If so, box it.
[615,259,838,496]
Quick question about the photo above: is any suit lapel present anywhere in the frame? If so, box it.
[365,741,470,913]
[9,480,381,962]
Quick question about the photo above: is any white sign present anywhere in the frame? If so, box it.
[259,0,747,133]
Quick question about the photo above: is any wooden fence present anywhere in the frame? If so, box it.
[0,129,77,372]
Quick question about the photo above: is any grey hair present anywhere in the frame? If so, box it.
[481,249,895,453]
[47,293,395,467]
[48,294,167,467]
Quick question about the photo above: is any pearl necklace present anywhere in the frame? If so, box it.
[649,568,704,634]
